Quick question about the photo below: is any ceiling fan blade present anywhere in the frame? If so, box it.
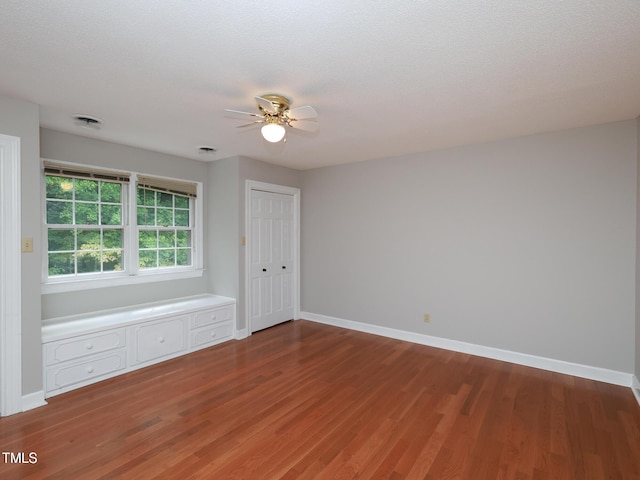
[289,119,319,133]
[236,120,264,128]
[255,96,277,114]
[287,105,318,121]
[225,109,263,118]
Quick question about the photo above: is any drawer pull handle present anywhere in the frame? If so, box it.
[211,332,217,337]
[86,343,93,350]
[211,314,217,320]
[158,337,165,343]
[86,366,94,374]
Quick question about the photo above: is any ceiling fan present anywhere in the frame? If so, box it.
[225,94,318,143]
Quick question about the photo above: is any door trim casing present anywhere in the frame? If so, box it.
[244,180,300,335]
[0,134,22,416]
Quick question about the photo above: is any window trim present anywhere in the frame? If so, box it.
[41,159,204,294]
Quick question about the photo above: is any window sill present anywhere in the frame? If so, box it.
[41,269,204,295]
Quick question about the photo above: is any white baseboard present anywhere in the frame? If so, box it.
[22,390,47,412]
[633,376,640,408]
[234,327,249,340]
[301,312,635,389]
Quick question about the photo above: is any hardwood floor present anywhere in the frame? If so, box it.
[1,320,639,479]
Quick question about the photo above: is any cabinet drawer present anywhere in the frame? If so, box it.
[191,322,233,349]
[192,305,234,329]
[131,316,187,365]
[45,329,126,365]
[46,351,126,391]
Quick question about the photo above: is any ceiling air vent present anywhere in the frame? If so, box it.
[73,114,102,129]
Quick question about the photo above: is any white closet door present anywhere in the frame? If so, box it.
[250,190,294,332]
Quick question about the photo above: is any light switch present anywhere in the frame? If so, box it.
[21,237,33,253]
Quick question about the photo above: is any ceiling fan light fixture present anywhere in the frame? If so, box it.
[261,123,286,143]
[225,94,317,144]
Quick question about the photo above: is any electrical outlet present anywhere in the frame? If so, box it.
[423,313,430,323]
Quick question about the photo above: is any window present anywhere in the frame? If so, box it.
[43,161,202,292]
[137,181,194,270]
[45,168,127,277]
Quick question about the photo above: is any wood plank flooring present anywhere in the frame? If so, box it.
[1,320,639,479]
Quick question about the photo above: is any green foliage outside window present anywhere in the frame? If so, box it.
[137,187,192,270]
[46,176,124,276]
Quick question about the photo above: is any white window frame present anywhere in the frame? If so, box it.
[41,160,203,294]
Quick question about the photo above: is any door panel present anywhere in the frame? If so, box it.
[250,190,295,332]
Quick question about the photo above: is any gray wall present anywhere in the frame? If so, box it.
[0,95,42,396]
[40,129,210,318]
[301,120,637,373]
[207,156,240,299]
[636,116,640,381]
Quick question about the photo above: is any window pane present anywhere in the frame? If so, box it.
[176,230,191,247]
[49,253,74,276]
[158,230,175,248]
[101,204,122,225]
[176,248,191,266]
[47,200,73,224]
[102,250,122,272]
[137,188,155,206]
[175,196,189,208]
[145,189,156,206]
[138,230,157,248]
[139,250,157,269]
[46,176,73,200]
[101,182,121,203]
[137,207,155,226]
[103,229,123,249]
[77,229,101,249]
[75,179,98,202]
[159,249,175,267]
[157,208,173,227]
[77,252,100,273]
[48,229,75,251]
[158,192,173,207]
[76,203,99,225]
[175,209,189,227]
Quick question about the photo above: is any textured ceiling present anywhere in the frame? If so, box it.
[1,1,639,170]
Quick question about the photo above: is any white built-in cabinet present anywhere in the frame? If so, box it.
[42,294,235,397]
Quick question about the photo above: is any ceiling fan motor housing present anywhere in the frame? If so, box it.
[259,94,290,113]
